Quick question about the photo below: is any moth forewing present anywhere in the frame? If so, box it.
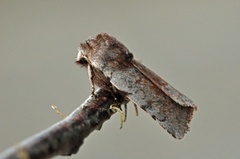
[132,60,197,108]
[103,63,194,139]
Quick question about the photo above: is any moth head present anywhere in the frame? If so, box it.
[76,33,134,67]
[75,47,89,67]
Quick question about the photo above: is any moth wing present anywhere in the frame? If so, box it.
[104,61,196,139]
[132,60,197,108]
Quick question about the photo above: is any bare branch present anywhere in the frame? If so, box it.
[0,89,124,159]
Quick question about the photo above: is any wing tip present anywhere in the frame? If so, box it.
[160,105,196,140]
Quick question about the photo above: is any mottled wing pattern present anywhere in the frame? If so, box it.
[104,61,195,139]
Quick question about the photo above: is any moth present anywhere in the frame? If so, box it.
[76,33,197,139]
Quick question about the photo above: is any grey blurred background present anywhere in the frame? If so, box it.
[1,1,240,159]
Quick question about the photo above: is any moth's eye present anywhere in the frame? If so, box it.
[79,57,88,65]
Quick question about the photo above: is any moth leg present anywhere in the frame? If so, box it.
[110,104,125,129]
[87,65,95,96]
[109,87,118,100]
[95,123,103,130]
[51,105,66,119]
[123,102,127,122]
[133,102,139,116]
[16,145,28,159]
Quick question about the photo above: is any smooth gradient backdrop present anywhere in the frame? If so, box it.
[1,1,240,159]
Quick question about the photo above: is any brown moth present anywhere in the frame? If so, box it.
[76,33,197,139]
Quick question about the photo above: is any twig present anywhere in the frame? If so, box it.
[0,89,124,159]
